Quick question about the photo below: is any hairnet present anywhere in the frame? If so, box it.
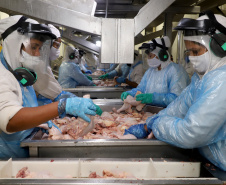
[48,24,61,39]
[184,14,226,76]
[63,45,79,61]
[148,36,171,68]
[0,15,38,70]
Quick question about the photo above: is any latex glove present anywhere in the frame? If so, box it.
[121,92,130,101]
[99,73,109,79]
[116,77,126,84]
[47,120,53,128]
[95,104,103,116]
[58,97,96,122]
[136,93,153,104]
[124,123,149,139]
[86,75,93,81]
[85,70,92,74]
[93,84,97,86]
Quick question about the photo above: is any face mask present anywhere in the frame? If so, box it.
[49,47,60,61]
[20,50,47,74]
[189,51,210,74]
[147,56,161,68]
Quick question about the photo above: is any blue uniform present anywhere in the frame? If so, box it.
[58,61,94,88]
[147,67,226,171]
[108,64,130,79]
[126,63,190,107]
[0,52,36,158]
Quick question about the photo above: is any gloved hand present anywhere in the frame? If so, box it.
[95,104,103,116]
[136,93,153,104]
[99,73,109,79]
[116,77,126,84]
[121,92,130,101]
[93,84,97,86]
[85,70,92,74]
[58,97,96,122]
[86,75,93,81]
[124,123,149,139]
[47,120,53,128]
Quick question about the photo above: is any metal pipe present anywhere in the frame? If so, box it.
[105,0,109,18]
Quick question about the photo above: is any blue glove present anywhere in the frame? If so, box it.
[146,115,159,133]
[124,123,149,139]
[121,92,130,101]
[47,120,53,128]
[58,97,96,122]
[85,70,92,74]
[54,91,77,102]
[116,77,126,84]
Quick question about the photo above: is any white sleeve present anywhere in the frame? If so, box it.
[33,66,62,100]
[0,67,23,134]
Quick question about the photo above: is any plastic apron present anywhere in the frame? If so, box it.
[0,51,37,158]
[128,61,142,81]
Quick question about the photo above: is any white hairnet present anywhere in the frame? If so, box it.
[0,15,38,70]
[48,24,61,39]
[184,14,226,75]
[148,36,171,68]
[63,45,79,61]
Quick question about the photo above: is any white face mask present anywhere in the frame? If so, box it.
[189,51,210,74]
[20,50,46,73]
[147,56,161,68]
[49,47,60,61]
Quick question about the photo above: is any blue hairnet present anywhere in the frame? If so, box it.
[148,68,226,171]
[58,62,94,88]
[126,63,190,107]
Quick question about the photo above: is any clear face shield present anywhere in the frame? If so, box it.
[177,30,211,75]
[19,33,52,73]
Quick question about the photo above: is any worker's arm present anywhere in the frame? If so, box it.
[7,102,59,132]
[125,79,138,88]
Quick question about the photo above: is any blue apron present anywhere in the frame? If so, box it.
[0,51,37,158]
[128,61,142,81]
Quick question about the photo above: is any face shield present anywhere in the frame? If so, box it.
[19,32,52,73]
[177,30,211,75]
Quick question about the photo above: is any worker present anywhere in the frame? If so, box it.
[106,63,119,73]
[0,15,101,158]
[58,45,94,88]
[98,63,131,80]
[124,11,226,171]
[115,50,144,88]
[78,49,92,74]
[120,36,190,107]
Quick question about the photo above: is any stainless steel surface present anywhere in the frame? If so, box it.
[134,0,175,36]
[20,102,190,159]
[63,87,130,98]
[101,18,134,64]
[0,158,223,185]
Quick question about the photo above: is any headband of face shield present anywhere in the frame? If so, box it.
[1,16,56,86]
[174,10,226,58]
[139,38,169,62]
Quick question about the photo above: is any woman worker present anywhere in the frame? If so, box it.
[0,15,100,158]
[58,45,95,88]
[121,36,190,107]
[124,11,226,171]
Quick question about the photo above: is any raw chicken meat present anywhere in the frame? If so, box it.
[117,91,145,113]
[89,170,135,178]
[46,109,154,140]
[16,167,73,179]
[92,70,105,76]
[93,79,116,87]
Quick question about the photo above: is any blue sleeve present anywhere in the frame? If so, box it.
[108,70,118,79]
[37,94,53,106]
[106,64,118,73]
[121,64,130,78]
[126,69,150,97]
[54,91,77,102]
[71,65,94,86]
[152,64,190,107]
[149,71,226,149]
